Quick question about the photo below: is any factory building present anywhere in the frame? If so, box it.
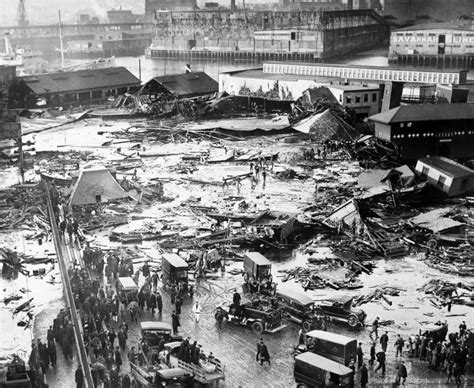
[388,22,474,69]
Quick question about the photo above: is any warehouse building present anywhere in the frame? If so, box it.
[148,9,389,61]
[16,67,140,108]
[388,22,474,69]
[369,103,474,161]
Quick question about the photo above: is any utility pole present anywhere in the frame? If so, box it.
[58,10,65,69]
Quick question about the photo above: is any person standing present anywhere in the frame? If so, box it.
[75,365,84,388]
[395,335,405,358]
[114,346,122,371]
[233,290,241,307]
[258,339,270,366]
[156,292,163,315]
[357,342,364,369]
[369,342,376,366]
[396,360,408,385]
[380,331,389,352]
[149,292,157,316]
[192,301,201,323]
[375,350,386,375]
[172,311,180,335]
[370,317,380,339]
[175,295,183,315]
[152,272,159,292]
[360,363,368,388]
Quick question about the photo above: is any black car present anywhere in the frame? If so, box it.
[275,289,327,332]
[316,296,366,329]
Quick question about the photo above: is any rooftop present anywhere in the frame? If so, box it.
[369,103,474,124]
[396,22,474,32]
[148,72,218,98]
[417,156,474,178]
[20,67,140,95]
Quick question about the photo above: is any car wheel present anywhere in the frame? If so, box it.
[302,320,311,332]
[348,314,358,327]
[252,321,264,334]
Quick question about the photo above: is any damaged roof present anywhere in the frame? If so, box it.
[369,103,474,124]
[149,72,218,98]
[20,67,141,96]
[409,208,464,234]
[417,156,474,178]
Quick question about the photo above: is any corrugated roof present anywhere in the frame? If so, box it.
[396,22,474,32]
[417,156,474,178]
[369,103,474,124]
[21,67,140,96]
[151,72,218,98]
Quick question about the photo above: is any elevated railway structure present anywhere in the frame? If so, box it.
[44,183,94,388]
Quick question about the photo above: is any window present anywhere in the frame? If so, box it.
[421,167,429,177]
[355,95,361,103]
[346,95,352,104]
[372,93,377,102]
[437,175,446,188]
[364,94,368,103]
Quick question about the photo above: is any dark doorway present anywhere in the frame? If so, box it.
[438,35,446,55]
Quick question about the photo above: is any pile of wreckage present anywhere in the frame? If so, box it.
[301,155,474,276]
[418,279,474,310]
[0,184,51,235]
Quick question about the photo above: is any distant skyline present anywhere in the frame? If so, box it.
[0,0,280,26]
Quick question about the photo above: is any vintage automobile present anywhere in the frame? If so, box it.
[316,295,366,329]
[162,253,189,287]
[0,355,32,388]
[275,289,327,332]
[130,362,192,388]
[243,252,276,295]
[299,330,357,367]
[215,299,286,334]
[115,276,139,304]
[141,322,182,348]
[294,351,354,388]
[161,342,225,385]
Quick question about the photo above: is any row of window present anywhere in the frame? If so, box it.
[263,63,463,84]
[393,130,474,140]
[342,93,378,104]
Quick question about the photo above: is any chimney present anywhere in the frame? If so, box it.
[231,0,236,12]
[4,33,13,56]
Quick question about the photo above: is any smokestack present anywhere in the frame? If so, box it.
[4,33,13,56]
[347,0,353,10]
[231,0,236,12]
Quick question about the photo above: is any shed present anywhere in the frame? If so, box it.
[69,167,129,206]
[140,72,218,98]
[20,67,140,98]
[414,156,474,196]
